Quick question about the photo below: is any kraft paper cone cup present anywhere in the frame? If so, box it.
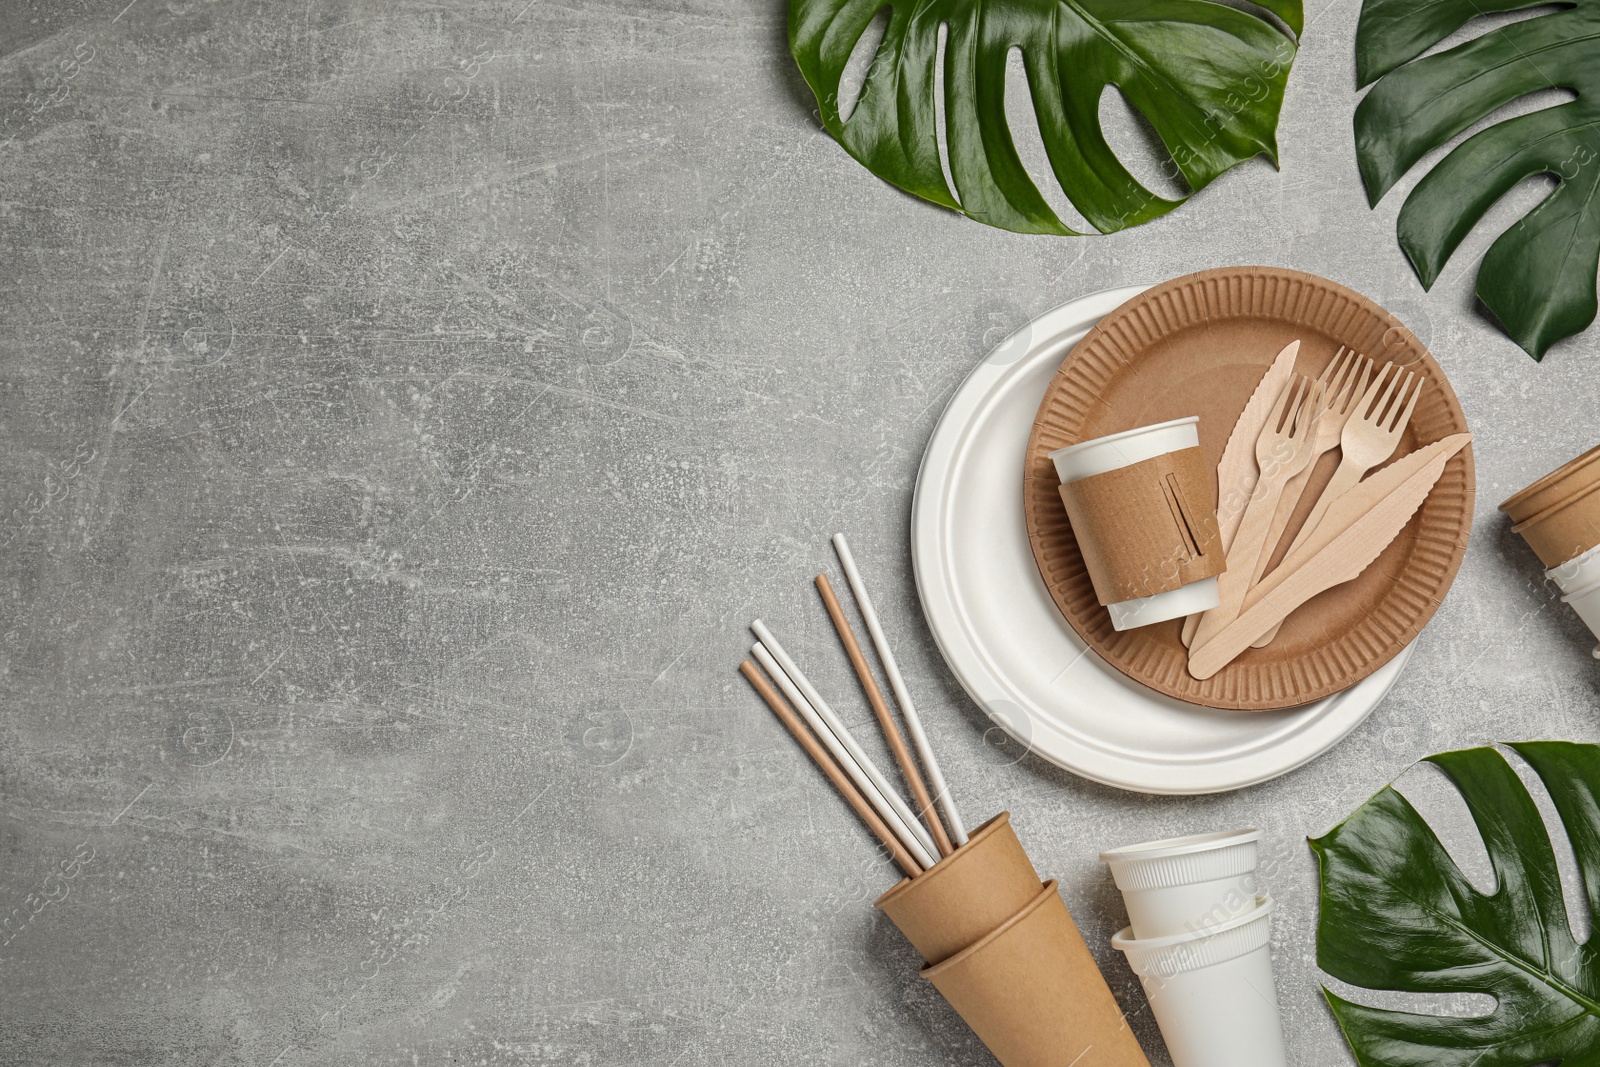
[875,811,1042,965]
[925,880,1152,1067]
[1501,444,1600,568]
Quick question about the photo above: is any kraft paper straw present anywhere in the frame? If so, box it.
[739,660,922,877]
[751,619,939,861]
[815,574,954,857]
[752,642,937,870]
[832,533,968,846]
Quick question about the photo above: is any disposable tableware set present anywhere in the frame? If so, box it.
[1028,330,1470,1059]
[732,269,1522,1065]
[1050,339,1471,679]
[1021,268,1475,716]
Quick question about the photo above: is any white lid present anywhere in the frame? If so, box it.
[1050,416,1201,484]
[1101,828,1261,864]
[1100,827,1260,891]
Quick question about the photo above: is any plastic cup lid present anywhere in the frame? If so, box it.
[1099,828,1260,865]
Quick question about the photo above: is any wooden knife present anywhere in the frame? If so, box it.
[1181,339,1300,647]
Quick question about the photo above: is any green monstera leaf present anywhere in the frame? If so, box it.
[1313,742,1600,1066]
[788,0,1301,235]
[1355,1,1600,359]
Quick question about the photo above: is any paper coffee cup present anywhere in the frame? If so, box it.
[926,881,1153,1067]
[1500,444,1600,568]
[1501,444,1600,528]
[1099,828,1260,940]
[876,812,1043,965]
[1112,895,1284,1067]
[1503,447,1600,658]
[1050,417,1222,631]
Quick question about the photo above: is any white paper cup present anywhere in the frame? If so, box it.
[1548,545,1600,659]
[1049,416,1220,631]
[1099,828,1260,940]
[1112,895,1285,1067]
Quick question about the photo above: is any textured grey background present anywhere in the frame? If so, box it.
[0,1,1596,1064]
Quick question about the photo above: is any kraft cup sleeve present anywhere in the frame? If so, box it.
[875,812,1042,966]
[924,882,1152,1067]
[1499,443,1600,523]
[1500,444,1600,567]
[1057,446,1224,606]
[1510,481,1600,568]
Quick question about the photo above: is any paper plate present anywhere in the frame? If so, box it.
[911,285,1412,794]
[1024,267,1473,710]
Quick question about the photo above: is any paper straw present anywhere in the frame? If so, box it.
[752,642,937,870]
[833,533,969,846]
[739,660,922,877]
[751,619,940,861]
[816,574,955,857]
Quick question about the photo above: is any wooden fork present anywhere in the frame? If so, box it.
[1188,375,1324,657]
[1251,349,1371,588]
[1277,362,1423,566]
[1248,349,1374,647]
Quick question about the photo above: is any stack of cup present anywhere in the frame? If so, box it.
[1500,444,1600,658]
[1100,830,1285,1067]
[877,813,1151,1067]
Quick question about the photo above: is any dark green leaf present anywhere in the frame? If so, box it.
[1312,742,1600,1067]
[1354,0,1600,359]
[788,0,1300,235]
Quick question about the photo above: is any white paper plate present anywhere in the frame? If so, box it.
[911,286,1411,795]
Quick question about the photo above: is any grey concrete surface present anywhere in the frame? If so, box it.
[1,1,1596,1064]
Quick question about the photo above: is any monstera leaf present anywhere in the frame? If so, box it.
[1355,1,1600,359]
[1313,742,1600,1066]
[788,0,1301,235]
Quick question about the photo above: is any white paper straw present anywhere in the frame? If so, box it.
[832,533,968,845]
[751,642,936,871]
[751,620,940,862]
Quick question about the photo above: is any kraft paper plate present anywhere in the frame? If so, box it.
[1023,266,1474,711]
